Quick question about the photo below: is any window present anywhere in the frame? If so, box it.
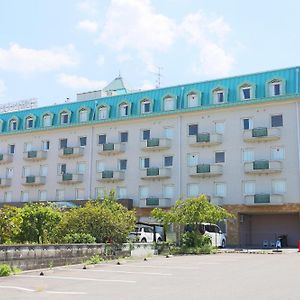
[8,144,15,154]
[96,160,105,172]
[271,114,283,127]
[39,190,47,201]
[163,96,175,111]
[140,157,150,169]
[163,185,174,198]
[188,124,198,136]
[79,108,88,122]
[215,183,226,197]
[187,183,199,197]
[58,163,66,175]
[272,180,286,194]
[242,118,253,130]
[76,188,85,200]
[215,121,225,134]
[40,165,48,176]
[268,79,283,96]
[141,99,151,114]
[215,151,225,163]
[164,156,173,167]
[240,84,253,100]
[42,140,50,151]
[118,187,127,198]
[77,162,86,174]
[187,93,199,108]
[242,149,254,162]
[142,129,151,140]
[21,191,29,202]
[119,102,129,117]
[140,186,149,198]
[98,106,108,120]
[164,127,174,139]
[187,153,199,166]
[79,136,87,147]
[120,132,128,143]
[26,117,34,129]
[6,168,13,178]
[4,191,12,203]
[60,111,69,124]
[119,159,127,170]
[213,88,225,104]
[9,119,17,131]
[43,114,51,127]
[243,181,255,195]
[60,138,68,149]
[56,189,65,201]
[24,142,32,152]
[23,166,31,177]
[271,147,285,160]
[95,187,106,199]
[98,134,106,144]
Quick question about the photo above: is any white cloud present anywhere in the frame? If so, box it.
[58,73,106,91]
[0,80,6,97]
[0,44,78,73]
[180,11,234,76]
[139,80,156,91]
[77,20,98,32]
[116,53,132,63]
[99,0,176,71]
[96,54,105,66]
[77,0,98,16]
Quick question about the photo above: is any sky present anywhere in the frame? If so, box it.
[0,0,300,107]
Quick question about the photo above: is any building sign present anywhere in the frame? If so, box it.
[0,98,38,114]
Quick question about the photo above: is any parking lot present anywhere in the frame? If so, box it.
[1,252,300,300]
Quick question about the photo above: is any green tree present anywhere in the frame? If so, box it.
[0,205,22,244]
[16,203,62,244]
[57,191,136,244]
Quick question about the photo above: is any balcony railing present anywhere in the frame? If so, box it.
[244,194,284,205]
[189,133,222,147]
[189,164,223,177]
[141,138,171,151]
[98,143,125,155]
[22,176,46,186]
[0,178,11,188]
[59,147,84,158]
[0,154,13,164]
[58,173,83,184]
[244,160,282,174]
[140,167,171,179]
[97,171,125,182]
[243,127,280,142]
[139,197,171,208]
[23,150,47,161]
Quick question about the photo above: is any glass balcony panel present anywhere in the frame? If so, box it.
[63,173,73,181]
[253,160,269,170]
[27,150,37,158]
[197,133,210,143]
[63,147,74,155]
[0,154,3,161]
[103,143,115,151]
[254,194,270,204]
[252,127,268,137]
[26,176,36,183]
[146,197,159,206]
[197,164,211,173]
[147,168,159,176]
[147,138,160,147]
[102,170,113,178]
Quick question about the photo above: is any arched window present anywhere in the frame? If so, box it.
[119,102,129,117]
[25,116,34,129]
[9,118,17,131]
[187,92,199,108]
[212,87,226,104]
[43,113,52,127]
[141,99,151,114]
[268,79,284,97]
[98,105,108,120]
[163,96,175,111]
[79,108,88,123]
[60,111,70,124]
[239,83,253,100]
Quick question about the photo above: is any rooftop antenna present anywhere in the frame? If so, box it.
[151,66,163,88]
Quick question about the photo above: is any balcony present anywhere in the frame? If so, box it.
[245,194,284,205]
[140,197,171,208]
[59,147,84,158]
[141,138,171,151]
[0,178,11,188]
[189,164,223,177]
[243,127,280,142]
[22,176,46,186]
[0,154,13,164]
[140,167,171,179]
[23,150,47,161]
[98,143,125,155]
[58,173,83,184]
[189,133,222,147]
[244,160,282,174]
[97,170,125,182]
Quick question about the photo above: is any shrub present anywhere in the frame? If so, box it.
[181,231,211,248]
[63,233,96,244]
[85,255,103,265]
[0,264,12,277]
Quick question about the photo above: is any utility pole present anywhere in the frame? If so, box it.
[152,66,163,88]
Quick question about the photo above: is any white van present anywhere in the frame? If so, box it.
[201,223,226,248]
[128,226,162,243]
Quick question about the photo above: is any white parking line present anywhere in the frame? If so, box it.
[0,286,87,295]
[68,269,172,276]
[18,275,136,284]
[114,263,219,270]
[0,286,35,292]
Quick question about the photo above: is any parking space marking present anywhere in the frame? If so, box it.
[0,285,35,292]
[69,269,173,276]
[0,286,87,295]
[18,275,136,284]
[115,263,219,270]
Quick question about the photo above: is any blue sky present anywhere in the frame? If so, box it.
[0,0,299,106]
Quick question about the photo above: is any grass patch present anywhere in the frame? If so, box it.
[170,245,217,255]
[85,255,104,265]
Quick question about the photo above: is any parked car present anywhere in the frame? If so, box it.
[201,223,226,248]
[128,226,162,243]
